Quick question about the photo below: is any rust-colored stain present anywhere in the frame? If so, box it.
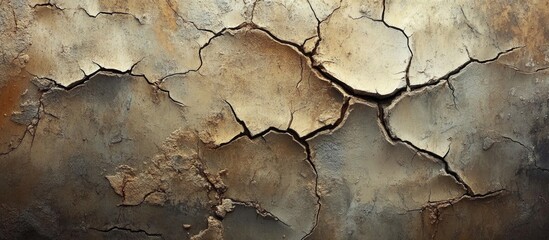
[0,72,31,151]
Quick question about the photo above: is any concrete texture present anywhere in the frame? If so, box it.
[1,0,549,239]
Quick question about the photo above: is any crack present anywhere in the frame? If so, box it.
[349,0,414,92]
[0,126,28,156]
[27,59,188,108]
[221,94,350,150]
[231,23,372,106]
[377,104,474,195]
[250,0,258,22]
[296,57,305,90]
[118,189,161,207]
[158,22,250,84]
[89,226,163,238]
[308,10,414,99]
[78,7,144,25]
[428,46,522,87]
[410,188,507,213]
[535,165,549,173]
[151,82,186,107]
[0,81,50,156]
[534,66,549,73]
[460,7,481,36]
[30,1,64,10]
[164,0,217,35]
[308,0,342,57]
[223,99,252,137]
[381,0,386,21]
[501,135,532,153]
[302,97,350,140]
[305,0,320,47]
[465,188,507,199]
[299,136,321,240]
[409,188,506,239]
[31,1,143,25]
[10,3,17,31]
[27,60,142,90]
[446,79,459,111]
[31,0,148,25]
[228,199,292,227]
[498,135,546,171]
[221,99,322,239]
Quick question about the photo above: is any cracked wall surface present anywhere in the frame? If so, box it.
[1,0,549,239]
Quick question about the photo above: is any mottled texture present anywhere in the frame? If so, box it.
[386,62,549,194]
[162,29,345,137]
[309,101,465,239]
[1,0,549,239]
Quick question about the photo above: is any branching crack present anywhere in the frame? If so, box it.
[433,46,522,86]
[498,135,547,172]
[307,0,343,56]
[350,0,414,92]
[416,188,506,240]
[221,100,323,239]
[377,104,474,195]
[158,22,251,84]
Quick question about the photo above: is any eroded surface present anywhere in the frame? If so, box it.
[162,28,345,137]
[313,2,410,96]
[386,61,549,195]
[1,0,549,239]
[309,101,465,239]
[385,0,549,86]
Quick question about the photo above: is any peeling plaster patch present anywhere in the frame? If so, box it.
[106,130,213,207]
[162,28,345,137]
[0,0,34,153]
[308,101,465,239]
[107,129,319,238]
[314,8,410,96]
[386,61,549,194]
[190,216,224,240]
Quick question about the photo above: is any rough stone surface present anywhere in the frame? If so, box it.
[201,132,318,235]
[1,0,549,239]
[385,0,549,86]
[309,101,465,239]
[386,61,549,195]
[162,28,345,137]
[314,2,410,96]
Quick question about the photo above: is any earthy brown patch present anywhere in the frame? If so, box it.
[0,72,32,153]
[482,0,549,71]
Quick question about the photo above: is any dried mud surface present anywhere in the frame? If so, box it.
[1,0,549,239]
